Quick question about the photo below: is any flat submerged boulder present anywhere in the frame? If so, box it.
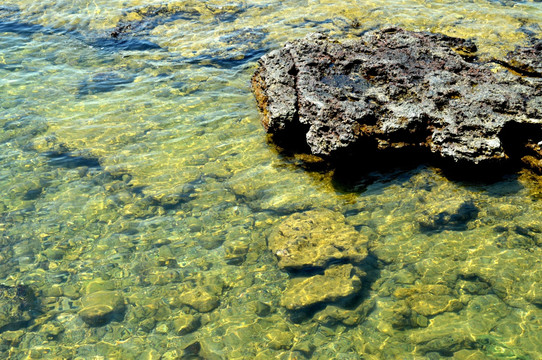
[280,264,363,310]
[268,209,368,270]
[252,28,542,172]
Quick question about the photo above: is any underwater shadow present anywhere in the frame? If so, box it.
[271,142,436,196]
[270,139,526,198]
[437,167,525,198]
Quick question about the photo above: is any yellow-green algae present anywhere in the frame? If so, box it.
[0,0,541,358]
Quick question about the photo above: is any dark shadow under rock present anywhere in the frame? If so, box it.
[0,17,161,53]
[78,72,135,96]
[419,200,480,233]
[44,151,101,169]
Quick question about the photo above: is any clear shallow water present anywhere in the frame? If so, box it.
[0,0,541,358]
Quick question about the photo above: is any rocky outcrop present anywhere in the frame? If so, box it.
[252,28,542,173]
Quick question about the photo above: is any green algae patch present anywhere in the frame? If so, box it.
[79,291,126,326]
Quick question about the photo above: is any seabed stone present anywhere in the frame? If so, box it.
[280,264,363,310]
[268,208,369,270]
[78,290,125,326]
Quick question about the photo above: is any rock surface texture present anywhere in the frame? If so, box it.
[252,28,542,172]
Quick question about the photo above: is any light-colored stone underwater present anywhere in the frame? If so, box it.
[0,0,541,358]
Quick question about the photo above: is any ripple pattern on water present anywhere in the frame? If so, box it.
[0,0,541,358]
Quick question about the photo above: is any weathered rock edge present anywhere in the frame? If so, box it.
[252,28,542,173]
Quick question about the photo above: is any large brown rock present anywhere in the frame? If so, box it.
[252,28,542,172]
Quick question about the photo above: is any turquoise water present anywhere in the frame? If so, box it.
[0,0,541,358]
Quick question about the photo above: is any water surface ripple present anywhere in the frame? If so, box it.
[0,0,541,359]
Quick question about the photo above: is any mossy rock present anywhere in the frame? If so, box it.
[177,287,220,313]
[0,330,24,346]
[394,284,464,317]
[79,291,126,326]
[268,209,368,270]
[173,313,201,335]
[39,322,64,340]
[280,264,363,310]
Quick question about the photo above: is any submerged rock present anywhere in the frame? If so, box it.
[78,72,134,96]
[265,328,294,350]
[176,286,220,313]
[224,241,249,265]
[411,325,476,355]
[393,284,464,317]
[0,285,39,333]
[280,264,363,310]
[526,287,542,306]
[498,40,542,77]
[252,28,542,173]
[313,298,375,326]
[173,313,201,335]
[268,209,369,270]
[79,291,126,327]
